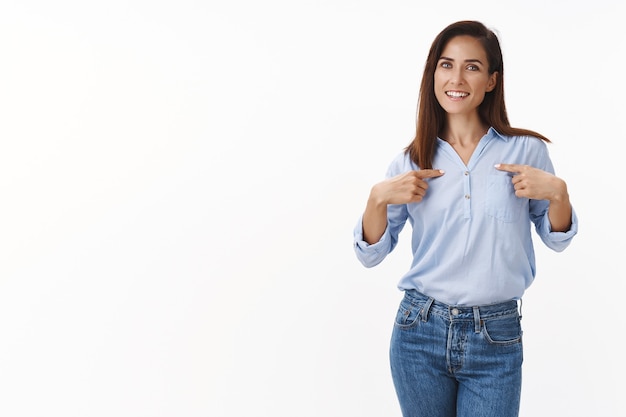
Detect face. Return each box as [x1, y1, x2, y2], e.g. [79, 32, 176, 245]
[434, 35, 497, 116]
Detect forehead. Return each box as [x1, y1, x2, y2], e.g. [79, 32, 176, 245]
[440, 35, 488, 61]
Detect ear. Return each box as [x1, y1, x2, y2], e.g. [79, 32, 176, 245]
[486, 71, 498, 92]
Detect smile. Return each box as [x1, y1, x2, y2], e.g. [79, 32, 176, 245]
[446, 91, 469, 98]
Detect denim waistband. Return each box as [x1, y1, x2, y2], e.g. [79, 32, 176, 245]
[404, 289, 520, 323]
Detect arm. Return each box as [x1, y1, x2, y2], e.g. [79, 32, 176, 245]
[545, 179, 572, 232]
[362, 169, 445, 244]
[495, 163, 572, 232]
[353, 168, 445, 267]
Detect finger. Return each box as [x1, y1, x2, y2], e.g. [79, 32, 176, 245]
[416, 169, 445, 179]
[511, 175, 523, 185]
[409, 194, 424, 203]
[413, 186, 426, 197]
[494, 163, 524, 173]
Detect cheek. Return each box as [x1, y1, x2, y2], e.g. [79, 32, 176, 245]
[478, 76, 495, 92]
[433, 71, 444, 88]
[433, 83, 446, 105]
[433, 73, 446, 97]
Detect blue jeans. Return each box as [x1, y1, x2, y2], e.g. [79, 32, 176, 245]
[390, 290, 523, 417]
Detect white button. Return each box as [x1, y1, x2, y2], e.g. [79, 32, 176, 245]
[464, 171, 469, 176]
[451, 308, 459, 316]
[464, 194, 470, 199]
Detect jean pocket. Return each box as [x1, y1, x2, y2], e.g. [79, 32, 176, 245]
[482, 314, 522, 345]
[394, 299, 421, 329]
[486, 174, 524, 223]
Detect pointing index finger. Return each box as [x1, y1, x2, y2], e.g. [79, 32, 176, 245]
[494, 163, 523, 173]
[417, 169, 445, 179]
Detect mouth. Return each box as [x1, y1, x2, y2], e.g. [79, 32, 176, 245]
[446, 91, 469, 98]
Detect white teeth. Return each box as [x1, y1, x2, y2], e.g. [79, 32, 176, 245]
[446, 91, 468, 98]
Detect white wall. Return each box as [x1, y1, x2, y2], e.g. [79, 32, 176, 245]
[0, 1, 622, 416]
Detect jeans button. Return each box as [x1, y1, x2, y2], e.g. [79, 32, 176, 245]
[451, 308, 459, 316]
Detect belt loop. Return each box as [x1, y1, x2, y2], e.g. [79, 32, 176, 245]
[473, 306, 481, 333]
[421, 297, 434, 322]
[519, 298, 523, 320]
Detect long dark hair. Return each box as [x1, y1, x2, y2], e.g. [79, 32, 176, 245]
[405, 20, 550, 169]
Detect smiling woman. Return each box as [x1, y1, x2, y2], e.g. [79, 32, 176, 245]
[3, 1, 620, 415]
[435, 36, 497, 120]
[353, 20, 578, 417]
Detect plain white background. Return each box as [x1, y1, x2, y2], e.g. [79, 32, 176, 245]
[0, 1, 623, 416]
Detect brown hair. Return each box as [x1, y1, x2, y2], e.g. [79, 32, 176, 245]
[405, 20, 550, 169]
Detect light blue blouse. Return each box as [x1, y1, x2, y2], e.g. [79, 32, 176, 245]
[353, 128, 578, 306]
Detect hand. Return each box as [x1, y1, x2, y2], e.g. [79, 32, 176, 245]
[495, 163, 568, 202]
[370, 169, 445, 205]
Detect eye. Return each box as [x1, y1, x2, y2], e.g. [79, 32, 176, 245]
[466, 64, 479, 71]
[440, 61, 452, 69]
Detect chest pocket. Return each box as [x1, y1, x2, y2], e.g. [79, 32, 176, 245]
[486, 174, 525, 223]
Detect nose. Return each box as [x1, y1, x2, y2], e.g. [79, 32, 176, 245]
[450, 67, 465, 85]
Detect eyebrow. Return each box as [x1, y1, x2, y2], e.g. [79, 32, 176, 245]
[439, 56, 485, 65]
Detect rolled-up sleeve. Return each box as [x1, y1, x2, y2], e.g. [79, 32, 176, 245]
[530, 144, 579, 252]
[353, 214, 394, 267]
[535, 206, 579, 252]
[353, 199, 409, 267]
[353, 151, 415, 268]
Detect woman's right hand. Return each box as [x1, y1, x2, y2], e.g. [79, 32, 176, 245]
[369, 169, 445, 205]
[362, 169, 444, 244]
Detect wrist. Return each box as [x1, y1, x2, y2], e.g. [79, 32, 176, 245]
[549, 179, 569, 204]
[368, 184, 389, 207]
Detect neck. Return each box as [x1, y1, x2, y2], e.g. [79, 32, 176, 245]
[441, 114, 489, 146]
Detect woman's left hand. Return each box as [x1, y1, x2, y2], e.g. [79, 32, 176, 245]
[495, 163, 568, 203]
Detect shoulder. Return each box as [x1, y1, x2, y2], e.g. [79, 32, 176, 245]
[386, 150, 419, 176]
[495, 132, 552, 168]
[495, 131, 549, 152]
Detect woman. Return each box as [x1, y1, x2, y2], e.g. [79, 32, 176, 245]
[353, 21, 578, 417]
